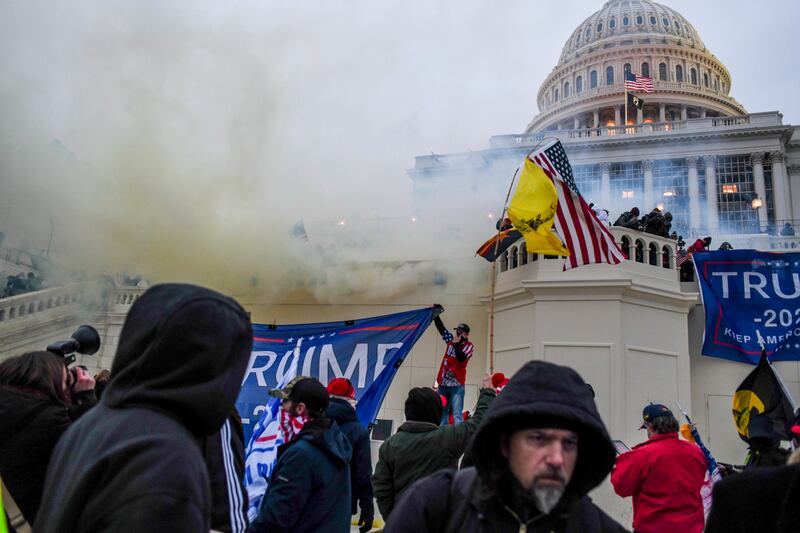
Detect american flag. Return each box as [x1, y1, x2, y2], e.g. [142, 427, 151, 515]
[625, 71, 654, 93]
[529, 140, 626, 270]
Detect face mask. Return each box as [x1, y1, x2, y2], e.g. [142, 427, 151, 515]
[279, 407, 308, 443]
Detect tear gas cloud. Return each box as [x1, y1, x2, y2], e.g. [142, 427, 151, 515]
[0, 1, 797, 299]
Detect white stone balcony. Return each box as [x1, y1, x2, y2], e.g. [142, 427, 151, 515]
[487, 112, 781, 150]
[493, 227, 693, 302]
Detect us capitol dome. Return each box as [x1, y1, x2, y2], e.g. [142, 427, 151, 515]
[529, 0, 746, 132]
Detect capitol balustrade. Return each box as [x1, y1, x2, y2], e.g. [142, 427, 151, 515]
[0, 283, 87, 327]
[538, 79, 741, 115]
[497, 227, 678, 277]
[488, 112, 780, 149]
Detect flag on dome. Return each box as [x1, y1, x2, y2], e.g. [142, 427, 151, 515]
[529, 140, 626, 270]
[625, 71, 654, 93]
[628, 92, 644, 110]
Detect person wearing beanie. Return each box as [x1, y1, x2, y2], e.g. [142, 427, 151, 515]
[250, 377, 353, 533]
[384, 361, 625, 533]
[373, 375, 496, 521]
[432, 304, 475, 425]
[325, 378, 374, 533]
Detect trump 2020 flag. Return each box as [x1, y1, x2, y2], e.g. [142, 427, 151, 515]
[238, 307, 434, 520]
[693, 250, 800, 363]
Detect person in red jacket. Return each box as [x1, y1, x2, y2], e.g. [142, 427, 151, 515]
[432, 304, 474, 425]
[611, 403, 708, 533]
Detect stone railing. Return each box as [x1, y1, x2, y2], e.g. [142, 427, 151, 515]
[498, 226, 678, 273]
[0, 283, 87, 326]
[106, 287, 145, 313]
[488, 112, 781, 150]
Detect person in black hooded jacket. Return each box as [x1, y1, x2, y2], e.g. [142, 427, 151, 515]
[34, 283, 253, 533]
[384, 360, 626, 533]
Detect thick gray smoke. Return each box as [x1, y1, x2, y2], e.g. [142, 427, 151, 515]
[0, 1, 796, 298]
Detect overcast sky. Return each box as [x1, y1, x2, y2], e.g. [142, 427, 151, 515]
[1, 0, 797, 289]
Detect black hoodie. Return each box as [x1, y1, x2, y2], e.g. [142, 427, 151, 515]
[35, 284, 253, 533]
[385, 360, 624, 533]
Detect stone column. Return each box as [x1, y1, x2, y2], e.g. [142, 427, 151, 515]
[704, 155, 719, 234]
[643, 159, 654, 210]
[593, 110, 599, 128]
[637, 107, 643, 124]
[771, 150, 791, 222]
[614, 106, 621, 126]
[700, 108, 707, 118]
[600, 162, 611, 208]
[751, 152, 769, 230]
[574, 117, 580, 130]
[687, 156, 700, 232]
[681, 105, 688, 121]
[659, 103, 666, 123]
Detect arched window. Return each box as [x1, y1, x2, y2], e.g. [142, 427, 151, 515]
[649, 243, 658, 266]
[586, 26, 591, 38]
[703, 73, 709, 87]
[624, 63, 632, 77]
[659, 62, 667, 80]
[575, 30, 582, 45]
[621, 236, 631, 259]
[597, 22, 603, 33]
[564, 81, 570, 97]
[714, 77, 718, 90]
[662, 17, 669, 26]
[623, 16, 630, 26]
[636, 15, 643, 25]
[555, 88, 559, 101]
[576, 75, 583, 93]
[650, 15, 657, 25]
[609, 18, 616, 29]
[676, 64, 683, 82]
[641, 62, 650, 78]
[691, 68, 698, 85]
[606, 66, 614, 85]
[590, 70, 598, 88]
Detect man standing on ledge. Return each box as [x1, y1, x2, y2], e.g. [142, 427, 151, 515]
[433, 304, 474, 425]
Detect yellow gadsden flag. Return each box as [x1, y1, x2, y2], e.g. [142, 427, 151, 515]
[506, 158, 569, 256]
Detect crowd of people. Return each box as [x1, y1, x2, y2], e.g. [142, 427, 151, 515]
[2, 283, 800, 532]
[2, 272, 45, 298]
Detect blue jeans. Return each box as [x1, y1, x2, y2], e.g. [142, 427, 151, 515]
[439, 385, 464, 425]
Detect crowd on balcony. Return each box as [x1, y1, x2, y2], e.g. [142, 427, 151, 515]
[1, 272, 46, 299]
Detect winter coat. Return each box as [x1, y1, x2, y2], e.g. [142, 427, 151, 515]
[611, 433, 707, 533]
[35, 283, 254, 533]
[705, 463, 800, 533]
[326, 397, 374, 519]
[249, 417, 353, 533]
[0, 387, 95, 524]
[373, 387, 496, 519]
[384, 360, 624, 533]
[614, 211, 640, 229]
[384, 468, 625, 533]
[202, 411, 249, 532]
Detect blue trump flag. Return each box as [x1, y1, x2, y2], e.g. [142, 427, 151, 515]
[237, 307, 434, 519]
[694, 250, 800, 364]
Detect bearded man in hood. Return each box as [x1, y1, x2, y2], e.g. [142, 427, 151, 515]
[385, 360, 626, 533]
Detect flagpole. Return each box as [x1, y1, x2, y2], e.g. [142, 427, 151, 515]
[488, 166, 520, 374]
[487, 138, 557, 375]
[624, 84, 628, 131]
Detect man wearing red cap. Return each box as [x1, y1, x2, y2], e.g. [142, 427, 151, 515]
[325, 377, 374, 533]
[432, 304, 474, 425]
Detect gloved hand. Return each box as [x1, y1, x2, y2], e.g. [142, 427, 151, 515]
[358, 512, 374, 533]
[432, 303, 444, 317]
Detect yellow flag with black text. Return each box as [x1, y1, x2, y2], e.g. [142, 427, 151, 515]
[507, 158, 569, 256]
